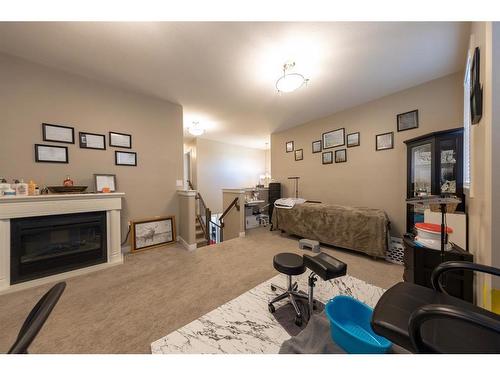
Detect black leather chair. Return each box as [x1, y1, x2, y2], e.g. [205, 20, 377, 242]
[8, 282, 66, 354]
[371, 262, 500, 353]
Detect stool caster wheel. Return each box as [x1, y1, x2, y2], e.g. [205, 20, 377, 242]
[294, 316, 303, 326]
[270, 285, 276, 292]
[268, 304, 275, 313]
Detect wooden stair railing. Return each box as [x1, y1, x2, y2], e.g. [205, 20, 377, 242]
[186, 180, 239, 244]
[187, 180, 213, 245]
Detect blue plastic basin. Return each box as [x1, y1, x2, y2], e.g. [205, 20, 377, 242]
[325, 295, 392, 354]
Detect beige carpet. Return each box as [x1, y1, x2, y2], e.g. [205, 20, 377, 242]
[0, 228, 403, 353]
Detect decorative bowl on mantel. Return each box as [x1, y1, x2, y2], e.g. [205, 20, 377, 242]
[47, 186, 88, 194]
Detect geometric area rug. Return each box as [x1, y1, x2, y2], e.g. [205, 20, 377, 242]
[151, 273, 385, 354]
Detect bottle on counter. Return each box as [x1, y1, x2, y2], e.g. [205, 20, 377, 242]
[0, 178, 10, 196]
[63, 176, 74, 187]
[11, 179, 19, 192]
[28, 180, 36, 196]
[3, 187, 16, 196]
[34, 184, 40, 195]
[16, 179, 28, 196]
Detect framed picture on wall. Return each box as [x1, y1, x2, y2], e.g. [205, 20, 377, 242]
[131, 216, 176, 252]
[312, 140, 322, 153]
[109, 132, 132, 148]
[294, 149, 303, 161]
[322, 128, 345, 149]
[335, 149, 347, 163]
[397, 110, 419, 132]
[35, 144, 69, 163]
[94, 174, 117, 193]
[286, 141, 294, 153]
[79, 132, 106, 150]
[376, 132, 394, 151]
[42, 123, 75, 144]
[322, 151, 333, 164]
[347, 132, 360, 147]
[115, 151, 137, 166]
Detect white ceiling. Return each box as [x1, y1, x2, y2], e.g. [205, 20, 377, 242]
[0, 22, 470, 149]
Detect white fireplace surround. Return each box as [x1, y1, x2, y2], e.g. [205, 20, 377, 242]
[0, 193, 124, 294]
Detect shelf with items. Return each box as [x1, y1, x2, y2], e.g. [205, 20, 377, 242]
[404, 128, 464, 233]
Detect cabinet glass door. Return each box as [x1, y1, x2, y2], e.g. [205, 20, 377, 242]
[410, 143, 432, 197]
[439, 139, 458, 194]
[408, 142, 433, 231]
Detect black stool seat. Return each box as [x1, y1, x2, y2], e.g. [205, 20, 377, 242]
[273, 253, 306, 275]
[303, 253, 347, 280]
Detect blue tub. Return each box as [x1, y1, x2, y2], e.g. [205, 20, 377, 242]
[325, 295, 392, 354]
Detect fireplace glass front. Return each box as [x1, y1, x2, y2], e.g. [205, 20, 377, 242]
[10, 211, 107, 284]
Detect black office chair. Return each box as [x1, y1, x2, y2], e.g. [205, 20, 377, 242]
[371, 262, 500, 353]
[7, 282, 66, 354]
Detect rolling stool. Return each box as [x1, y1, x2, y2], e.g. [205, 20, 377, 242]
[269, 253, 309, 326]
[303, 253, 347, 316]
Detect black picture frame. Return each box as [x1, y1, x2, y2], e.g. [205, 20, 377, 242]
[312, 140, 322, 153]
[115, 151, 137, 166]
[109, 132, 132, 149]
[286, 141, 294, 153]
[347, 132, 360, 148]
[42, 123, 75, 144]
[335, 149, 347, 163]
[376, 132, 394, 151]
[94, 174, 117, 193]
[322, 128, 345, 149]
[470, 47, 483, 125]
[79, 132, 106, 150]
[294, 149, 303, 161]
[34, 144, 69, 164]
[397, 110, 419, 132]
[322, 151, 333, 164]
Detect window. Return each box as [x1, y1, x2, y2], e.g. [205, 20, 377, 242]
[463, 44, 473, 191]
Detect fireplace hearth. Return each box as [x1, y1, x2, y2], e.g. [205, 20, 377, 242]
[10, 211, 107, 284]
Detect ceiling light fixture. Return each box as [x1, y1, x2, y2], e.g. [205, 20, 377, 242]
[188, 121, 204, 136]
[275, 62, 309, 93]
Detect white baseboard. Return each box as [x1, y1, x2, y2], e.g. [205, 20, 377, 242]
[178, 236, 197, 251]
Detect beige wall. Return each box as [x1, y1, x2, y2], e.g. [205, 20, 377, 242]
[0, 53, 183, 240]
[271, 72, 464, 236]
[467, 22, 500, 308]
[194, 138, 266, 213]
[177, 192, 196, 247]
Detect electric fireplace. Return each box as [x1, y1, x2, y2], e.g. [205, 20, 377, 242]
[10, 211, 107, 284]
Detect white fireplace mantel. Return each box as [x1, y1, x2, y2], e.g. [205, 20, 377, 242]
[0, 192, 125, 294]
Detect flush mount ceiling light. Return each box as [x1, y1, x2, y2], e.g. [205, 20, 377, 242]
[276, 62, 309, 93]
[188, 121, 204, 136]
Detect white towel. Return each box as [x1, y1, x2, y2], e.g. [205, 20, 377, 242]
[274, 198, 306, 209]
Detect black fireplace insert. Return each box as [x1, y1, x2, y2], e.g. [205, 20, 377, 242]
[10, 211, 107, 284]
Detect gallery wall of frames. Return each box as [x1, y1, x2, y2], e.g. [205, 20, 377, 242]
[36, 123, 137, 166]
[285, 109, 419, 164]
